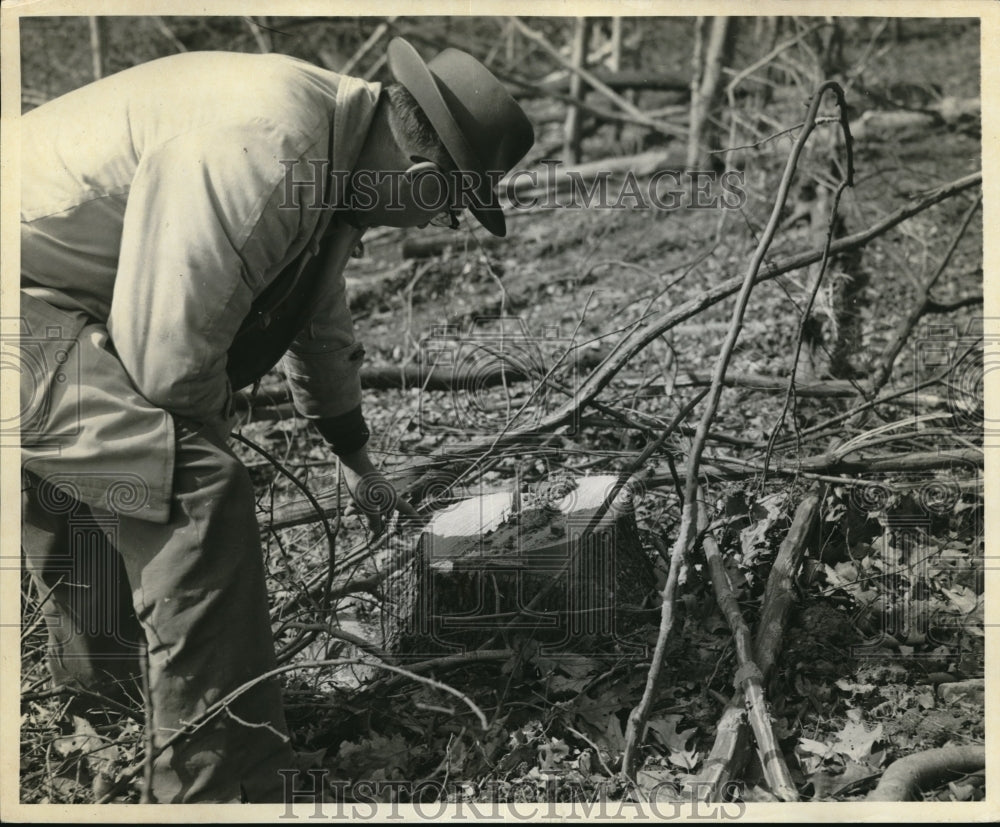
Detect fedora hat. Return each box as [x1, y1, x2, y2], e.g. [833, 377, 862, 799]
[387, 37, 534, 237]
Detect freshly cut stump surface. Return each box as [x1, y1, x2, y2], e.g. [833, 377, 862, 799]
[384, 475, 656, 658]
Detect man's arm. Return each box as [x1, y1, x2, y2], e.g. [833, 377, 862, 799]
[108, 123, 314, 436]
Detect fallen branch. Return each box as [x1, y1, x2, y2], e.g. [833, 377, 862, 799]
[692, 487, 823, 799]
[401, 233, 503, 260]
[867, 745, 985, 801]
[438, 170, 983, 475]
[697, 496, 798, 801]
[234, 351, 607, 411]
[241, 170, 980, 490]
[233, 432, 340, 614]
[685, 447, 982, 481]
[521, 68, 690, 97]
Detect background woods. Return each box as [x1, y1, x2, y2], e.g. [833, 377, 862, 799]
[18, 15, 985, 806]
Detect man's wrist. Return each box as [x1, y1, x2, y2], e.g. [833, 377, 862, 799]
[314, 405, 370, 456]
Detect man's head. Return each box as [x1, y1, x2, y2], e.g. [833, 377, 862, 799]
[384, 82, 453, 172]
[349, 38, 534, 237]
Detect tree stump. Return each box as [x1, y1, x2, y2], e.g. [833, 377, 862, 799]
[383, 475, 656, 659]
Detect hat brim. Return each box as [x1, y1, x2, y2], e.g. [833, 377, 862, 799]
[387, 37, 506, 237]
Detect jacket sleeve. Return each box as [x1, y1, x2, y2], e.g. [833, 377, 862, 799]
[281, 222, 367, 421]
[108, 122, 318, 433]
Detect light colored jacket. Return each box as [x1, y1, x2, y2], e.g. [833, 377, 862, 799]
[21, 51, 379, 521]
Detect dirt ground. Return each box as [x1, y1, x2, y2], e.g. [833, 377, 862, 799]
[17, 15, 985, 806]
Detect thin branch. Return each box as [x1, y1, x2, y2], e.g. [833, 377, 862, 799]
[693, 488, 823, 799]
[340, 18, 397, 75]
[150, 17, 187, 53]
[869, 193, 982, 394]
[509, 16, 686, 139]
[232, 431, 340, 611]
[762, 176, 852, 482]
[139, 643, 154, 803]
[243, 16, 271, 53]
[924, 294, 982, 314]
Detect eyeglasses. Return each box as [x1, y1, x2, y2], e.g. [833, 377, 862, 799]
[429, 208, 460, 231]
[410, 155, 461, 231]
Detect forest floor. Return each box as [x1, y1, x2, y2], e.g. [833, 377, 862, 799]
[18, 16, 985, 807]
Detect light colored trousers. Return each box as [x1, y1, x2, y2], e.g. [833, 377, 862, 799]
[21, 300, 295, 803]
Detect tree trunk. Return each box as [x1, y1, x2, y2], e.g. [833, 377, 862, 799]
[382, 475, 656, 658]
[564, 18, 592, 164]
[88, 17, 106, 81]
[686, 16, 735, 169]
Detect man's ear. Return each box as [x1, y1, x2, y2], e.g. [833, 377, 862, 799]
[404, 159, 443, 181]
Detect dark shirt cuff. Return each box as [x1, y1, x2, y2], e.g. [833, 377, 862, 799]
[314, 405, 370, 456]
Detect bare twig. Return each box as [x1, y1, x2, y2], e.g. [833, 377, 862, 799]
[139, 643, 154, 803]
[563, 18, 591, 164]
[243, 16, 271, 53]
[340, 18, 397, 75]
[232, 431, 340, 612]
[762, 176, 852, 482]
[869, 193, 982, 394]
[20, 684, 140, 721]
[150, 17, 187, 53]
[88, 17, 105, 80]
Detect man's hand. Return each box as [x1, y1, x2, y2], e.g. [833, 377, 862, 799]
[338, 446, 421, 536]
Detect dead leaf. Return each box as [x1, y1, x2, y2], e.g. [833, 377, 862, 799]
[537, 738, 570, 770]
[646, 715, 696, 753]
[601, 713, 627, 753]
[797, 737, 834, 759]
[809, 759, 875, 799]
[667, 747, 699, 770]
[831, 720, 883, 764]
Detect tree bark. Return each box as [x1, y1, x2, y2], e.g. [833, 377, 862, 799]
[564, 18, 592, 164]
[687, 17, 734, 168]
[88, 17, 106, 81]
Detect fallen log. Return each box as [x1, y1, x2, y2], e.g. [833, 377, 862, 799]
[401, 234, 503, 260]
[499, 149, 678, 202]
[263, 444, 980, 535]
[233, 368, 944, 423]
[867, 745, 985, 801]
[233, 349, 607, 416]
